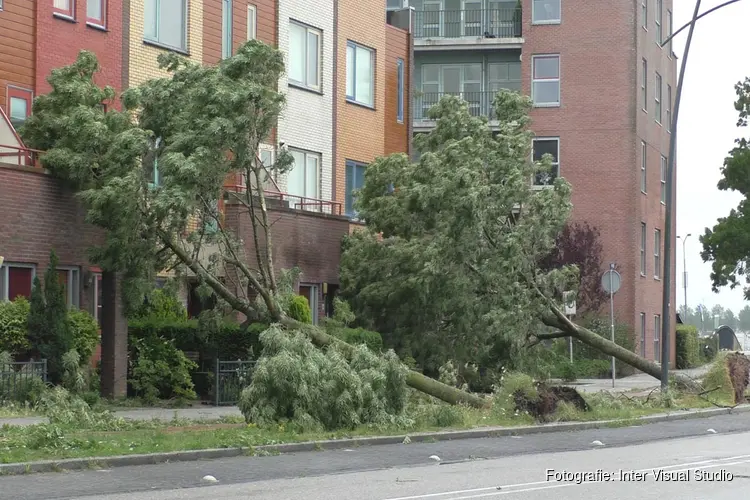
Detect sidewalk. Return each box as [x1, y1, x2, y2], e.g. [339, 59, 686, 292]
[555, 365, 711, 394]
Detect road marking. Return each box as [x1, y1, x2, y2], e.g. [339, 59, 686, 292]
[382, 454, 750, 500]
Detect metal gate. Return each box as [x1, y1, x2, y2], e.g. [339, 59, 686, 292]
[214, 360, 255, 406]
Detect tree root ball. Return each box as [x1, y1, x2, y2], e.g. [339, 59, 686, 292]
[512, 382, 590, 422]
[725, 352, 750, 404]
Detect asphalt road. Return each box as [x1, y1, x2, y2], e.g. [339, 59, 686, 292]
[3, 411, 750, 500]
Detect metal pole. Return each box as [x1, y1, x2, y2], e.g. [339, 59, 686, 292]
[569, 334, 573, 363]
[610, 269, 615, 388]
[682, 235, 690, 319]
[660, 0, 702, 392]
[215, 358, 220, 407]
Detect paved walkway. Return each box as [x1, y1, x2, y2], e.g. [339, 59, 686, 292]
[555, 365, 712, 393]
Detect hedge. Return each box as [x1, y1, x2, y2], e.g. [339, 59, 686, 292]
[676, 324, 701, 369]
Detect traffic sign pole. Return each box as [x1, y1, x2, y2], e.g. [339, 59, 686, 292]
[601, 265, 622, 389]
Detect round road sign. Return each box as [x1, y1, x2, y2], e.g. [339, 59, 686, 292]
[601, 269, 621, 294]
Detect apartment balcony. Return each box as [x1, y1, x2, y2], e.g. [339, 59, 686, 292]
[414, 91, 506, 131]
[413, 7, 523, 51]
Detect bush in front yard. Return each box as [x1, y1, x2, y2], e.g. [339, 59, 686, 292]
[0, 298, 31, 355]
[129, 336, 198, 403]
[676, 324, 702, 369]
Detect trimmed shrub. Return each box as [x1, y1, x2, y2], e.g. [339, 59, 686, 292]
[68, 309, 100, 365]
[287, 295, 312, 324]
[0, 297, 31, 355]
[129, 336, 198, 403]
[675, 324, 701, 369]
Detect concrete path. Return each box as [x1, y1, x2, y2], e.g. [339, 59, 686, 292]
[556, 365, 712, 394]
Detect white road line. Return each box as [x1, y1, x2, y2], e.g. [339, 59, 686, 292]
[381, 454, 750, 500]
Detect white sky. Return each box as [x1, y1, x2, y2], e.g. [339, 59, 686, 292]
[674, 0, 749, 313]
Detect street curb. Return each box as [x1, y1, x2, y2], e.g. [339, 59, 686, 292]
[2, 405, 749, 475]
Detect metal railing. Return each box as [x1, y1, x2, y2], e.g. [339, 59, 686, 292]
[414, 7, 522, 39]
[214, 359, 255, 406]
[226, 185, 343, 216]
[0, 360, 48, 402]
[415, 91, 512, 121]
[0, 144, 43, 168]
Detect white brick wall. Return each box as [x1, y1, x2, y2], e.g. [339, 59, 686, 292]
[276, 0, 335, 203]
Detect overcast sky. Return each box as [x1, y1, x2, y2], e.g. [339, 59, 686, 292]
[674, 0, 749, 314]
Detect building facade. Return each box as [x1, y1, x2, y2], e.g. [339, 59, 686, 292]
[404, 0, 678, 365]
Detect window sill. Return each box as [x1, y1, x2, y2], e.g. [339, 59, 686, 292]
[346, 99, 375, 111]
[640, 273, 646, 278]
[288, 81, 323, 96]
[642, 108, 647, 113]
[53, 12, 76, 23]
[397, 119, 404, 125]
[531, 184, 553, 190]
[532, 102, 560, 108]
[532, 20, 561, 26]
[86, 22, 108, 32]
[655, 120, 662, 126]
[660, 201, 666, 206]
[654, 277, 661, 281]
[143, 39, 190, 56]
[641, 190, 647, 195]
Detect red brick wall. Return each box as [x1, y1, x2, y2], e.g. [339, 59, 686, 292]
[35, 0, 123, 96]
[384, 25, 410, 156]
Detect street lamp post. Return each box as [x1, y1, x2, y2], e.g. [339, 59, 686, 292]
[677, 233, 692, 318]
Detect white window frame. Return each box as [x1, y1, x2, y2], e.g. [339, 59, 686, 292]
[655, 0, 662, 45]
[660, 155, 667, 205]
[222, 0, 233, 59]
[57, 266, 81, 309]
[640, 222, 647, 276]
[53, 0, 75, 18]
[346, 41, 375, 108]
[666, 84, 672, 132]
[654, 229, 661, 280]
[299, 283, 319, 325]
[288, 21, 322, 91]
[396, 58, 405, 123]
[531, 137, 560, 188]
[640, 313, 647, 357]
[144, 0, 188, 52]
[641, 140, 647, 193]
[654, 314, 661, 362]
[287, 148, 321, 206]
[531, 0, 561, 25]
[641, 59, 648, 112]
[244, 143, 276, 191]
[0, 263, 36, 302]
[667, 9, 673, 56]
[654, 72, 662, 124]
[531, 54, 560, 108]
[247, 4, 257, 40]
[92, 272, 103, 326]
[86, 0, 106, 27]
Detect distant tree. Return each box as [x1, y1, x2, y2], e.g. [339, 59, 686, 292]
[722, 309, 738, 330]
[739, 306, 750, 331]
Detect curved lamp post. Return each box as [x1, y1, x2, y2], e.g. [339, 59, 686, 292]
[677, 233, 692, 317]
[659, 0, 744, 391]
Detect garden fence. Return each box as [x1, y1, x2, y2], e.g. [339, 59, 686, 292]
[214, 360, 255, 406]
[0, 360, 48, 402]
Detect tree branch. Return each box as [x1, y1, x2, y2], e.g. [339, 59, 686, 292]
[526, 330, 570, 348]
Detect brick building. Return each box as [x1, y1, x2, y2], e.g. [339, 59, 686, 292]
[403, 0, 678, 366]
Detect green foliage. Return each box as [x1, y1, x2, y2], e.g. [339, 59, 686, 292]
[492, 371, 537, 418]
[239, 325, 409, 431]
[0, 297, 31, 355]
[332, 297, 356, 327]
[67, 309, 100, 365]
[286, 295, 312, 324]
[558, 361, 577, 382]
[27, 251, 75, 384]
[702, 353, 734, 403]
[61, 349, 87, 394]
[675, 324, 702, 369]
[0, 352, 48, 404]
[129, 336, 198, 403]
[329, 327, 383, 352]
[133, 286, 188, 321]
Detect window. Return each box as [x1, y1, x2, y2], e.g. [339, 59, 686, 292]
[532, 55, 560, 107]
[244, 144, 275, 191]
[92, 273, 103, 327]
[532, 0, 560, 24]
[86, 0, 105, 26]
[53, 0, 74, 17]
[247, 5, 257, 40]
[57, 267, 81, 309]
[654, 228, 661, 279]
[144, 0, 187, 52]
[386, 0, 404, 10]
[641, 0, 647, 29]
[289, 21, 321, 90]
[0, 263, 35, 301]
[666, 84, 672, 132]
[532, 138, 559, 186]
[640, 141, 647, 193]
[654, 315, 661, 362]
[641, 59, 647, 111]
[7, 87, 33, 131]
[640, 222, 647, 275]
[396, 58, 404, 123]
[655, 0, 662, 44]
[654, 72, 662, 124]
[144, 137, 162, 187]
[346, 42, 375, 107]
[419, 63, 483, 119]
[288, 149, 320, 204]
[345, 160, 367, 217]
[667, 9, 673, 54]
[660, 155, 667, 204]
[298, 284, 319, 325]
[0, 0, 3, 10]
[222, 0, 233, 59]
[640, 313, 646, 357]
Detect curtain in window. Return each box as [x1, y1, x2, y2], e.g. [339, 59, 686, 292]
[8, 268, 33, 301]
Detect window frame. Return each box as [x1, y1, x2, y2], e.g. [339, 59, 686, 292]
[640, 312, 647, 357]
[667, 9, 673, 56]
[531, 0, 561, 25]
[641, 140, 647, 194]
[346, 41, 376, 108]
[640, 222, 647, 276]
[92, 272, 103, 327]
[53, 0, 75, 18]
[0, 263, 36, 302]
[7, 86, 34, 131]
[57, 266, 81, 309]
[345, 159, 367, 218]
[0, 0, 3, 11]
[143, 0, 188, 53]
[655, 0, 662, 45]
[531, 137, 560, 187]
[396, 58, 405, 123]
[222, 0, 233, 59]
[666, 84, 672, 132]
[654, 72, 662, 124]
[654, 314, 661, 362]
[287, 147, 321, 203]
[641, 59, 648, 112]
[660, 155, 667, 205]
[641, 0, 647, 30]
[144, 137, 162, 188]
[288, 20, 322, 91]
[654, 228, 661, 280]
[298, 284, 320, 325]
[247, 4, 257, 40]
[86, 0, 106, 27]
[531, 54, 560, 108]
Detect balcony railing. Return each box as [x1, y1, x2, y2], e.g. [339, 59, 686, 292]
[413, 8, 522, 40]
[415, 91, 507, 121]
[226, 185, 343, 216]
[0, 144, 43, 168]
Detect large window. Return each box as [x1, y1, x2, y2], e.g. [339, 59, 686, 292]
[654, 315, 661, 362]
[654, 228, 661, 280]
[641, 140, 647, 193]
[655, 0, 662, 44]
[640, 313, 646, 357]
[640, 222, 647, 275]
[419, 63, 483, 119]
[660, 155, 667, 204]
[222, 0, 233, 59]
[53, 0, 74, 17]
[654, 72, 662, 124]
[531, 55, 560, 107]
[289, 21, 321, 90]
[532, 0, 561, 24]
[346, 42, 375, 107]
[288, 149, 320, 205]
[641, 59, 648, 111]
[7, 87, 33, 131]
[345, 160, 367, 218]
[667, 9, 673, 54]
[87, 0, 105, 26]
[666, 84, 672, 132]
[532, 138, 559, 186]
[396, 58, 404, 123]
[144, 137, 162, 187]
[0, 263, 35, 302]
[247, 5, 257, 40]
[57, 267, 81, 309]
[144, 0, 187, 52]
